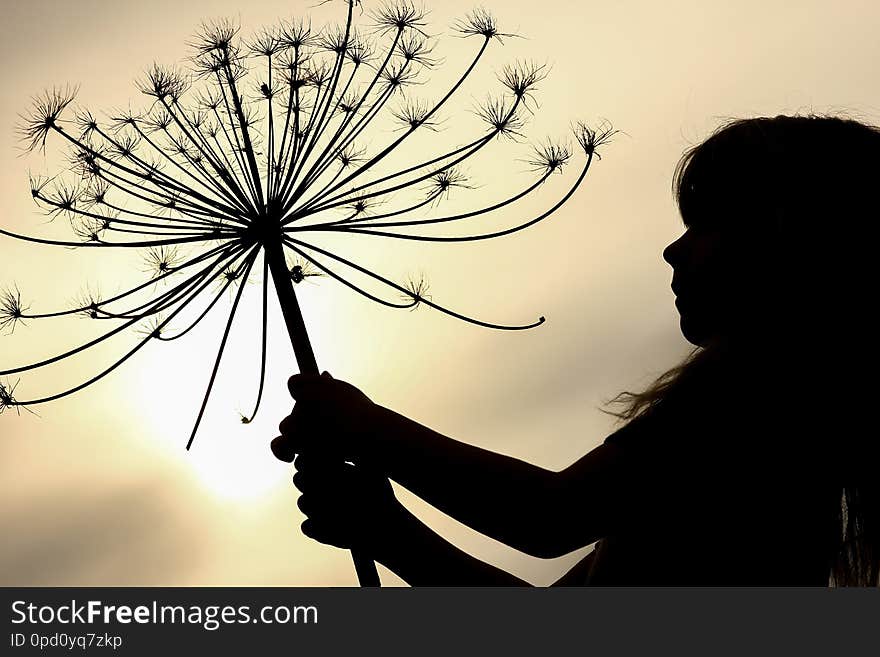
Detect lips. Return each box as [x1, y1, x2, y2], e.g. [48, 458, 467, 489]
[673, 289, 693, 311]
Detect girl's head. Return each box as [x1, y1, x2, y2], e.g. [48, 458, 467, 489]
[663, 115, 880, 350]
[611, 114, 880, 586]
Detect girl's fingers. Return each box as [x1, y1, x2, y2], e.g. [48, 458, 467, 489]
[288, 371, 336, 398]
[270, 435, 294, 462]
[296, 494, 309, 515]
[300, 518, 317, 539]
[292, 460, 356, 493]
[301, 518, 347, 549]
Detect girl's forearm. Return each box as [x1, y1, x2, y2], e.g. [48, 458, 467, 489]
[368, 405, 565, 557]
[374, 504, 531, 586]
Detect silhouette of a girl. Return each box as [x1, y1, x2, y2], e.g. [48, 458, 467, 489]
[272, 115, 879, 585]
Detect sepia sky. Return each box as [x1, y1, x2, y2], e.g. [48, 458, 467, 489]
[1, 0, 879, 586]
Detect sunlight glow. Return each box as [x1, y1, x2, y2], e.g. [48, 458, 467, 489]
[129, 284, 299, 503]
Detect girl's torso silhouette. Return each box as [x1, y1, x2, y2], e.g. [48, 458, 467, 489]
[584, 352, 840, 585]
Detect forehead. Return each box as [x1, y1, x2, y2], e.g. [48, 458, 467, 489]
[677, 149, 765, 229]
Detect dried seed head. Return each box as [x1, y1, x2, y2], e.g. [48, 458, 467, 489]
[137, 64, 190, 101]
[279, 18, 314, 49]
[380, 63, 421, 92]
[74, 109, 100, 138]
[305, 60, 334, 87]
[3, 1, 593, 441]
[526, 141, 572, 175]
[427, 167, 471, 199]
[112, 133, 142, 159]
[397, 34, 437, 68]
[193, 48, 248, 84]
[73, 288, 104, 319]
[137, 316, 165, 340]
[221, 267, 244, 284]
[337, 144, 367, 168]
[346, 35, 374, 66]
[17, 85, 79, 153]
[107, 107, 141, 133]
[500, 61, 548, 110]
[153, 190, 185, 217]
[318, 27, 351, 56]
[0, 379, 20, 415]
[45, 180, 82, 218]
[72, 218, 105, 243]
[279, 66, 312, 92]
[191, 52, 225, 79]
[190, 18, 241, 57]
[336, 92, 361, 116]
[143, 110, 173, 133]
[139, 155, 165, 182]
[189, 110, 208, 130]
[454, 8, 513, 42]
[391, 99, 439, 131]
[194, 90, 222, 112]
[276, 50, 307, 85]
[348, 197, 371, 216]
[69, 143, 106, 179]
[247, 27, 284, 57]
[97, 209, 118, 232]
[28, 172, 53, 200]
[166, 132, 195, 161]
[0, 287, 28, 334]
[574, 119, 618, 159]
[475, 97, 525, 140]
[80, 181, 110, 208]
[401, 273, 430, 309]
[143, 246, 183, 277]
[371, 1, 429, 37]
[202, 121, 221, 140]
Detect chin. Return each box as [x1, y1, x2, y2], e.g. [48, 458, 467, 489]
[679, 315, 711, 347]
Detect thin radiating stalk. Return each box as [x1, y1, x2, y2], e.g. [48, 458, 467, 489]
[11, 246, 251, 405]
[186, 246, 260, 449]
[304, 150, 594, 242]
[241, 254, 269, 423]
[284, 236, 544, 330]
[296, 35, 494, 214]
[284, 240, 417, 309]
[2, 245, 244, 376]
[18, 242, 234, 320]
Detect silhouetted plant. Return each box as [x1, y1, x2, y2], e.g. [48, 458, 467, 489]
[2, 0, 614, 585]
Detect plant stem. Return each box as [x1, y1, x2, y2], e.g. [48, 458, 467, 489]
[264, 238, 381, 587]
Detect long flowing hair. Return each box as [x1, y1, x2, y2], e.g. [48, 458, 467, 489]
[607, 114, 880, 586]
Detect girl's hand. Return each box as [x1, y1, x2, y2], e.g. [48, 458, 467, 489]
[272, 372, 380, 465]
[292, 454, 404, 551]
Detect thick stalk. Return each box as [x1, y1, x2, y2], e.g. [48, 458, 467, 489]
[264, 238, 381, 587]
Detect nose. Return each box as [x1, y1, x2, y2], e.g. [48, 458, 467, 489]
[663, 232, 687, 267]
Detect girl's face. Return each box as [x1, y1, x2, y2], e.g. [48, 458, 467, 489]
[662, 215, 771, 347]
[663, 223, 728, 346]
[663, 187, 792, 347]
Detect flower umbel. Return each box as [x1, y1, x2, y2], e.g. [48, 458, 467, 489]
[3, 0, 612, 449]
